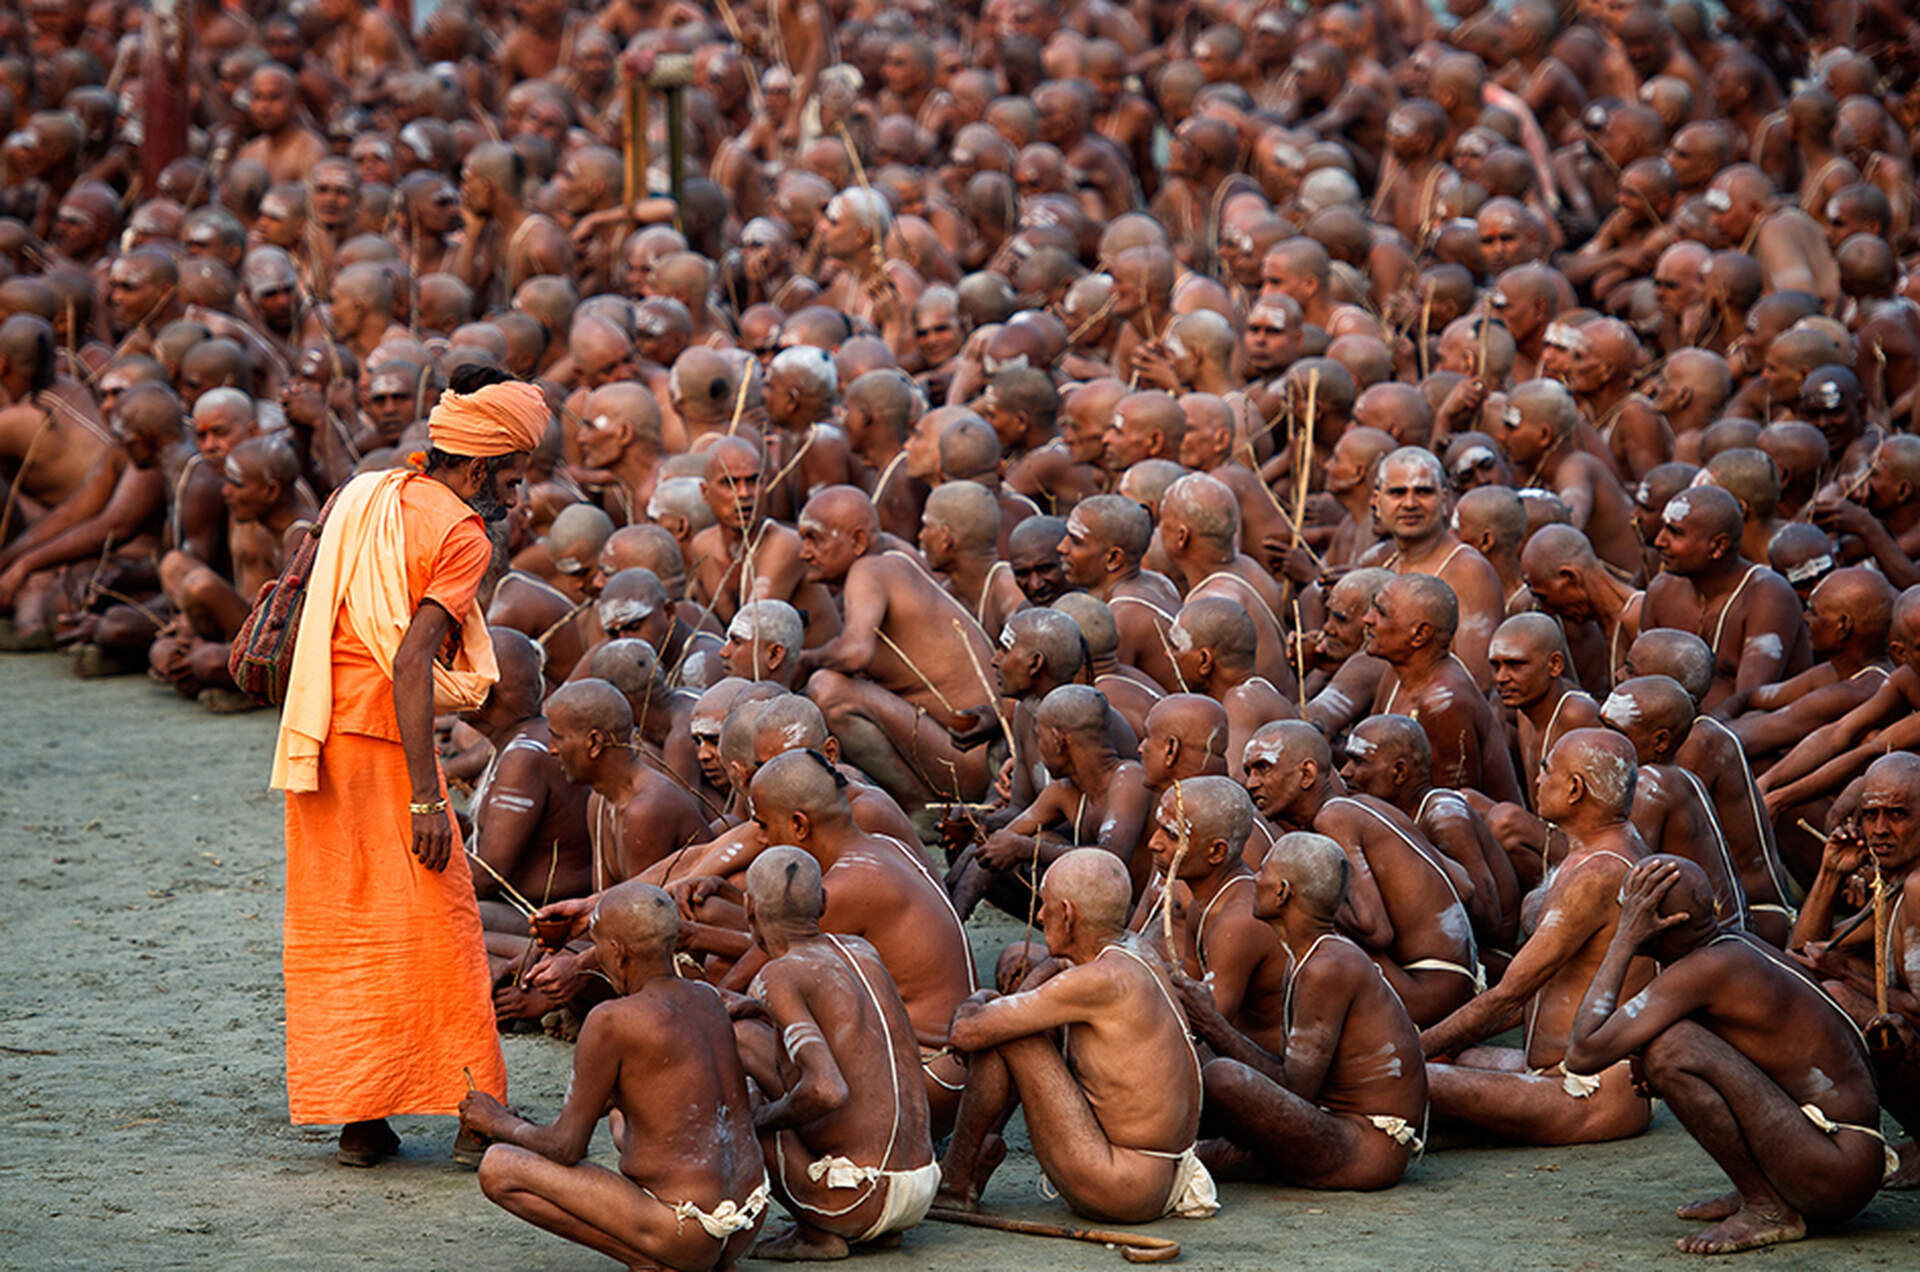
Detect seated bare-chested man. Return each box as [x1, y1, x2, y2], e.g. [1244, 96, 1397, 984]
[1365, 574, 1525, 806]
[1497, 379, 1644, 576]
[727, 752, 976, 1134]
[920, 481, 1027, 640]
[1168, 597, 1297, 783]
[1520, 522, 1648, 695]
[1644, 485, 1810, 717]
[1342, 714, 1521, 958]
[726, 847, 939, 1260]
[797, 485, 999, 810]
[1601, 676, 1753, 930]
[935, 849, 1220, 1224]
[461, 629, 593, 1018]
[1759, 586, 1920, 821]
[1158, 473, 1295, 695]
[1566, 856, 1889, 1254]
[546, 680, 713, 888]
[1422, 729, 1655, 1146]
[1174, 831, 1430, 1190]
[490, 504, 610, 688]
[149, 436, 317, 707]
[1491, 612, 1602, 798]
[1243, 720, 1480, 1027]
[459, 881, 769, 1272]
[1134, 777, 1290, 1052]
[950, 684, 1152, 919]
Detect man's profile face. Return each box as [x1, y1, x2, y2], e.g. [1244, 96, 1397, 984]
[51, 201, 100, 257]
[1488, 634, 1552, 708]
[1339, 730, 1397, 801]
[1100, 408, 1156, 473]
[1361, 591, 1414, 661]
[1056, 514, 1107, 587]
[797, 516, 858, 583]
[547, 712, 594, 784]
[221, 455, 275, 522]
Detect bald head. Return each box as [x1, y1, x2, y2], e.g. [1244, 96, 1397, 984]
[1156, 775, 1255, 863]
[1041, 848, 1133, 937]
[751, 694, 831, 763]
[1263, 832, 1348, 922]
[486, 625, 546, 713]
[587, 639, 663, 718]
[591, 879, 679, 955]
[549, 503, 615, 573]
[1624, 629, 1714, 704]
[1244, 717, 1332, 776]
[1171, 595, 1258, 669]
[1544, 727, 1640, 820]
[549, 677, 636, 740]
[751, 748, 853, 831]
[1051, 592, 1118, 661]
[744, 845, 824, 928]
[1036, 683, 1110, 740]
[799, 485, 880, 540]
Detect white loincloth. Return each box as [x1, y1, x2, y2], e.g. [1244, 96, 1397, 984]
[1137, 1145, 1220, 1219]
[648, 1175, 771, 1239]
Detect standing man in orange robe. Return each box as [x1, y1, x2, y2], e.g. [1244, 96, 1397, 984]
[270, 365, 548, 1167]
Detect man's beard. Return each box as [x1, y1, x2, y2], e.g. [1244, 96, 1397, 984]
[467, 482, 510, 523]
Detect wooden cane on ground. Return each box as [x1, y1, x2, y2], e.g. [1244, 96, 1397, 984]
[924, 1209, 1181, 1263]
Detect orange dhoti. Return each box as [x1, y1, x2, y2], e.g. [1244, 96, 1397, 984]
[283, 734, 507, 1122]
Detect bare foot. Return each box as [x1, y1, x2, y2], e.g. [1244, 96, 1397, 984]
[1675, 1191, 1741, 1221]
[751, 1224, 851, 1261]
[1885, 1140, 1920, 1190]
[1675, 1204, 1806, 1255]
[936, 1133, 1006, 1211]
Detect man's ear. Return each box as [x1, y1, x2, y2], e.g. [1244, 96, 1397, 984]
[765, 642, 787, 671]
[822, 736, 840, 764]
[1207, 835, 1231, 866]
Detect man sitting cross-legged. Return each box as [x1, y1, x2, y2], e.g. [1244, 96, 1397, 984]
[727, 847, 939, 1261]
[1565, 856, 1889, 1255]
[797, 485, 999, 811]
[459, 881, 769, 1272]
[1422, 729, 1656, 1145]
[1173, 831, 1429, 1190]
[935, 849, 1220, 1223]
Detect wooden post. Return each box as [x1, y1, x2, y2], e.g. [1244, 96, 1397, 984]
[623, 75, 647, 215]
[141, 0, 192, 195]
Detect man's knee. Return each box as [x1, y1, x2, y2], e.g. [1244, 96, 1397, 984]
[157, 550, 198, 598]
[1202, 1055, 1260, 1103]
[477, 1143, 526, 1202]
[804, 668, 852, 713]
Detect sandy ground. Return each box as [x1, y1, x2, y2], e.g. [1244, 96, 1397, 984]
[3, 650, 1920, 1271]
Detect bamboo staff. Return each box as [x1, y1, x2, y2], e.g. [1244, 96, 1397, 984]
[1294, 367, 1319, 552]
[925, 1209, 1180, 1263]
[1417, 283, 1434, 379]
[724, 365, 752, 435]
[1874, 865, 1891, 1016]
[1161, 779, 1191, 960]
[1292, 598, 1308, 712]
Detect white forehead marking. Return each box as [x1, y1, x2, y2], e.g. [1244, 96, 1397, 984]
[1244, 738, 1285, 766]
[599, 597, 651, 628]
[1662, 493, 1692, 526]
[999, 622, 1017, 650]
[1600, 690, 1639, 729]
[1345, 735, 1376, 758]
[1169, 622, 1195, 652]
[1786, 554, 1833, 584]
[727, 612, 756, 642]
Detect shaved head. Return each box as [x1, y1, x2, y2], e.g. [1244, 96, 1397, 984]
[1264, 832, 1348, 921]
[1624, 629, 1714, 704]
[591, 879, 679, 952]
[548, 677, 635, 740]
[744, 844, 825, 925]
[1042, 847, 1133, 935]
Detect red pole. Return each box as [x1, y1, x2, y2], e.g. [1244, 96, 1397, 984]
[141, 0, 192, 194]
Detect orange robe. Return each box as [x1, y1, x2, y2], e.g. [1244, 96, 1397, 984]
[282, 476, 507, 1123]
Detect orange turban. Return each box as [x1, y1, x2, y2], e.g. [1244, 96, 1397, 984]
[427, 381, 550, 458]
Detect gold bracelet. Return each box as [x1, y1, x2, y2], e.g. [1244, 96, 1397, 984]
[409, 798, 449, 816]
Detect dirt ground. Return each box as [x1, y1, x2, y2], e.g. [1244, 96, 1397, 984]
[3, 651, 1919, 1272]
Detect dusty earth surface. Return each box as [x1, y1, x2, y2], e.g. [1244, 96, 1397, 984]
[3, 650, 1920, 1271]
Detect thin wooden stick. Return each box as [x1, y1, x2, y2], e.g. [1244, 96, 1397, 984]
[952, 618, 1015, 747]
[724, 366, 752, 435]
[1294, 367, 1319, 549]
[462, 1065, 476, 1091]
[467, 848, 539, 917]
[925, 1208, 1181, 1263]
[1874, 865, 1891, 1016]
[878, 629, 958, 714]
[1417, 283, 1433, 380]
[1161, 779, 1191, 960]
[1292, 598, 1308, 712]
